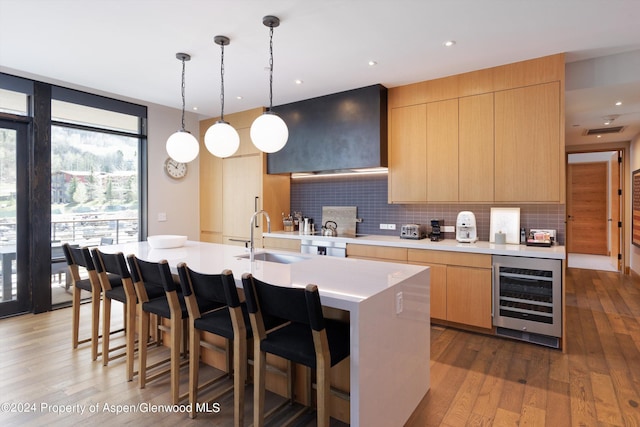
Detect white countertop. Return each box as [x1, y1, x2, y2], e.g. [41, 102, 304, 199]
[264, 231, 566, 260]
[100, 240, 428, 308]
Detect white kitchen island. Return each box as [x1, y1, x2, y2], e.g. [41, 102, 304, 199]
[101, 240, 430, 427]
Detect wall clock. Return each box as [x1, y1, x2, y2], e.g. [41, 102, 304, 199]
[164, 157, 187, 180]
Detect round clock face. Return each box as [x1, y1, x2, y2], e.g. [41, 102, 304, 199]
[164, 157, 187, 180]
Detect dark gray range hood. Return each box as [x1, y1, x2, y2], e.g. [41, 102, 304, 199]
[267, 84, 388, 174]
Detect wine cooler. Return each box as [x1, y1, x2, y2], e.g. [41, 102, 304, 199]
[493, 255, 562, 348]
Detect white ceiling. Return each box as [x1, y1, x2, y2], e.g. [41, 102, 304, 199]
[1, 0, 640, 147]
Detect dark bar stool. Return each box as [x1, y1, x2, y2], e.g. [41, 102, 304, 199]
[91, 248, 138, 380]
[177, 265, 250, 424]
[63, 244, 101, 361]
[127, 255, 189, 405]
[242, 273, 350, 427]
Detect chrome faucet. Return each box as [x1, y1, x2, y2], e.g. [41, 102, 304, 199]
[249, 210, 271, 262]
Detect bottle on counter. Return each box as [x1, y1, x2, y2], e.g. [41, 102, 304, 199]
[520, 227, 526, 244]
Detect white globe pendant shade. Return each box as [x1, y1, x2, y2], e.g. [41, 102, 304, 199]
[166, 130, 200, 163]
[250, 112, 289, 153]
[205, 121, 240, 158]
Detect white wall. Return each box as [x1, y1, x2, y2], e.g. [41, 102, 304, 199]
[146, 104, 201, 240]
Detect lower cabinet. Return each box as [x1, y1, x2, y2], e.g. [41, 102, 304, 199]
[408, 249, 492, 329]
[445, 266, 492, 329]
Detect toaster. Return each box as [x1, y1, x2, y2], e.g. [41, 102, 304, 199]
[400, 224, 428, 240]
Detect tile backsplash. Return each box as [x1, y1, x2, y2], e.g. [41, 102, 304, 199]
[290, 174, 566, 244]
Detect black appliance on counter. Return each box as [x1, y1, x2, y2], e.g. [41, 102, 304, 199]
[430, 219, 444, 241]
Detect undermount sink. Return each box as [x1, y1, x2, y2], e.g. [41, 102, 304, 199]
[236, 252, 308, 264]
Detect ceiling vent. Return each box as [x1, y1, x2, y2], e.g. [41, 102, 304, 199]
[583, 126, 625, 136]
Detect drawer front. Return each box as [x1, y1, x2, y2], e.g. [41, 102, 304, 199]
[346, 244, 408, 262]
[408, 249, 491, 268]
[263, 237, 301, 252]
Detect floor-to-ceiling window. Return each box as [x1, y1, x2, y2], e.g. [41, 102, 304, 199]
[0, 73, 148, 316]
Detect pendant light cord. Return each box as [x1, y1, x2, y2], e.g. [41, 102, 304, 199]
[220, 42, 226, 121]
[268, 25, 274, 111]
[180, 57, 187, 131]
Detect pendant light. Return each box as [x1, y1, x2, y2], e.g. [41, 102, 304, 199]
[250, 15, 289, 153]
[205, 36, 240, 158]
[166, 52, 200, 163]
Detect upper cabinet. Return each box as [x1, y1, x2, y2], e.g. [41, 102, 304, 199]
[494, 82, 561, 202]
[388, 54, 565, 204]
[389, 104, 426, 203]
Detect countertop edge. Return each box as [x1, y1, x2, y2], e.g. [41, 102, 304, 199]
[264, 231, 566, 260]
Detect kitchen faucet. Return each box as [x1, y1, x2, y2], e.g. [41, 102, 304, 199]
[249, 210, 271, 262]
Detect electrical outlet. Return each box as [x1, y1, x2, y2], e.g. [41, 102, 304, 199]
[396, 292, 403, 314]
[157, 212, 167, 222]
[388, 224, 396, 230]
[444, 225, 455, 233]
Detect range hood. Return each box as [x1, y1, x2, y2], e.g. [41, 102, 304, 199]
[267, 84, 388, 174]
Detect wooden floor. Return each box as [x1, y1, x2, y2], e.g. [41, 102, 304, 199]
[1, 267, 639, 426]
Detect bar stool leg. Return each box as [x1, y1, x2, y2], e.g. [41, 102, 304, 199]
[72, 284, 81, 349]
[138, 309, 149, 388]
[188, 323, 200, 419]
[125, 300, 136, 381]
[102, 297, 111, 366]
[90, 287, 100, 361]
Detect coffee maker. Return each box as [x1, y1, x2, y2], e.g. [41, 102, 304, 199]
[430, 219, 444, 241]
[456, 211, 478, 243]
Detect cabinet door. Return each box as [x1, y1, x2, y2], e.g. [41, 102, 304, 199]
[459, 93, 494, 202]
[426, 99, 458, 201]
[199, 149, 223, 238]
[222, 155, 261, 240]
[427, 263, 447, 321]
[446, 266, 492, 329]
[494, 82, 561, 202]
[388, 105, 427, 203]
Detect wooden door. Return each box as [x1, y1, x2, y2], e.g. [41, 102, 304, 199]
[446, 266, 492, 329]
[222, 154, 261, 242]
[494, 82, 561, 202]
[459, 93, 494, 202]
[609, 152, 621, 270]
[567, 162, 608, 255]
[426, 99, 458, 201]
[388, 105, 427, 203]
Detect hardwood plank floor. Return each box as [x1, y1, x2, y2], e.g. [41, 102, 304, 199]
[1, 267, 639, 426]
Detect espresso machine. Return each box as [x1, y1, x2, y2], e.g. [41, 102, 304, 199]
[456, 211, 478, 243]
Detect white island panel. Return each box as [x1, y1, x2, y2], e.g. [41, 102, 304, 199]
[100, 240, 430, 426]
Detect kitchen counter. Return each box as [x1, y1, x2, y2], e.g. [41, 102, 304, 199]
[100, 240, 430, 427]
[264, 231, 566, 260]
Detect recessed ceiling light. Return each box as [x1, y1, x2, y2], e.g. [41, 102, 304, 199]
[443, 40, 456, 47]
[604, 120, 611, 125]
[295, 79, 304, 85]
[597, 135, 602, 138]
[615, 101, 622, 106]
[368, 60, 378, 66]
[236, 96, 243, 100]
[192, 107, 198, 111]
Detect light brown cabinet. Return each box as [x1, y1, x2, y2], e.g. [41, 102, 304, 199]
[387, 54, 564, 204]
[458, 93, 494, 202]
[199, 108, 290, 245]
[408, 249, 492, 329]
[345, 243, 493, 329]
[388, 105, 427, 203]
[426, 99, 458, 202]
[494, 82, 561, 202]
